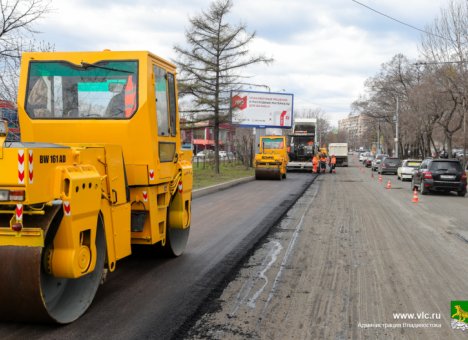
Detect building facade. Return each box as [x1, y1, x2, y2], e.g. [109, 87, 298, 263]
[181, 119, 236, 154]
[338, 113, 373, 150]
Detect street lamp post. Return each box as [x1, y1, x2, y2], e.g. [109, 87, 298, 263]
[463, 97, 466, 167]
[377, 120, 380, 155]
[394, 98, 399, 158]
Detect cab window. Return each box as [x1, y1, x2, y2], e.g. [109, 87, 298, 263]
[263, 137, 284, 149]
[154, 65, 170, 136]
[167, 73, 177, 137]
[25, 60, 138, 119]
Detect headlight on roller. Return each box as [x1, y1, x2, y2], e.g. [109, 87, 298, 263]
[0, 190, 9, 201]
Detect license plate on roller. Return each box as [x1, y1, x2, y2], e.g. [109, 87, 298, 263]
[440, 175, 455, 180]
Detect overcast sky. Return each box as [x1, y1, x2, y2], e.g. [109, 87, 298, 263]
[35, 0, 450, 126]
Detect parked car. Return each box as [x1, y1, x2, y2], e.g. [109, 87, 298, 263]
[397, 159, 422, 181]
[364, 155, 374, 167]
[359, 152, 369, 162]
[219, 151, 227, 159]
[218, 151, 236, 160]
[226, 151, 235, 160]
[371, 154, 388, 171]
[378, 157, 401, 175]
[412, 158, 467, 196]
[195, 149, 215, 159]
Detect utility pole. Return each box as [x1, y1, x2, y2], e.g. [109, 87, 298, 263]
[377, 119, 380, 155]
[463, 97, 466, 167]
[394, 97, 399, 158]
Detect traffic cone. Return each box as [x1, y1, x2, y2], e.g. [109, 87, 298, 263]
[386, 180, 391, 189]
[412, 189, 419, 203]
[378, 174, 382, 182]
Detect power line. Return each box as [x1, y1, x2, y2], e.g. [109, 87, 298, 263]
[351, 0, 456, 44]
[415, 60, 467, 66]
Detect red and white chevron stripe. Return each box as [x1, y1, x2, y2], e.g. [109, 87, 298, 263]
[18, 150, 25, 184]
[28, 150, 34, 184]
[15, 204, 23, 222]
[63, 201, 71, 216]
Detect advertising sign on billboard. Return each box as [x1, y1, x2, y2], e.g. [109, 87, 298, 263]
[231, 90, 293, 128]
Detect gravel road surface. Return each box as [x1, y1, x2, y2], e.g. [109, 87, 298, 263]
[184, 156, 468, 339]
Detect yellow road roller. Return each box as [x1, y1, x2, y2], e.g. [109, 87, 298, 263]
[254, 135, 288, 180]
[0, 50, 193, 323]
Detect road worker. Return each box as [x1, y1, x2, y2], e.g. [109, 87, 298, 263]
[312, 154, 319, 173]
[319, 153, 327, 173]
[329, 154, 336, 173]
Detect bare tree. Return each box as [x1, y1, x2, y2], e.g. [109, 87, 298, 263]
[0, 0, 52, 102]
[419, 0, 468, 158]
[408, 76, 441, 157]
[234, 127, 254, 169]
[352, 54, 420, 156]
[174, 0, 273, 174]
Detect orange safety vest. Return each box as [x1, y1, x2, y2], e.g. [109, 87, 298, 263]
[124, 75, 136, 117]
[331, 156, 336, 165]
[312, 156, 318, 165]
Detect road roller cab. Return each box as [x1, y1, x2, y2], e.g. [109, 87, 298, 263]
[254, 135, 288, 180]
[0, 50, 193, 323]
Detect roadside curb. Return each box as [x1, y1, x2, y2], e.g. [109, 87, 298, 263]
[192, 176, 255, 199]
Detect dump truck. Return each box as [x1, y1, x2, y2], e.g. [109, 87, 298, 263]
[0, 50, 193, 323]
[287, 117, 316, 171]
[254, 135, 288, 180]
[328, 143, 348, 166]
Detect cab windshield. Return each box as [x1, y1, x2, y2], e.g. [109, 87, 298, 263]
[263, 138, 284, 149]
[25, 60, 138, 119]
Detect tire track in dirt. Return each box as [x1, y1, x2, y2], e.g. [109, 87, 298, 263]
[184, 158, 468, 339]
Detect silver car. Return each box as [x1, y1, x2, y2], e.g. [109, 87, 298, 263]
[359, 152, 369, 162]
[378, 157, 401, 175]
[371, 154, 388, 171]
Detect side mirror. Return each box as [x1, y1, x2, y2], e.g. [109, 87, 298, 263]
[0, 119, 8, 137]
[0, 119, 8, 147]
[0, 120, 8, 137]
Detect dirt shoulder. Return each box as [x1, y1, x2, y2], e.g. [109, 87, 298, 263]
[184, 160, 468, 339]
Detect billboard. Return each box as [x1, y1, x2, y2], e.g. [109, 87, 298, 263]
[231, 90, 293, 128]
